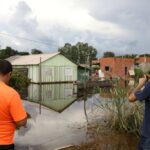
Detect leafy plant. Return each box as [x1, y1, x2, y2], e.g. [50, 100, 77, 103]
[134, 68, 144, 80]
[146, 70, 150, 75]
[95, 86, 143, 136]
[9, 70, 30, 98]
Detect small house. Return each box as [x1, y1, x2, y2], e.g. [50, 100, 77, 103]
[135, 56, 150, 64]
[77, 64, 90, 82]
[135, 56, 150, 72]
[7, 52, 78, 83]
[99, 57, 135, 79]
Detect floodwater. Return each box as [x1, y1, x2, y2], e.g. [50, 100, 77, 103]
[14, 83, 138, 150]
[15, 84, 104, 150]
[15, 101, 86, 150]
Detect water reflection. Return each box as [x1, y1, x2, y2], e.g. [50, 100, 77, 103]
[28, 84, 77, 112]
[15, 84, 97, 150]
[15, 83, 138, 150]
[15, 100, 87, 150]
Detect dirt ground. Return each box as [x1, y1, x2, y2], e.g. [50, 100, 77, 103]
[64, 133, 139, 150]
[55, 115, 139, 150]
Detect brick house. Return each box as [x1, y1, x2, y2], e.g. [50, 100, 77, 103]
[135, 57, 150, 64]
[135, 57, 150, 72]
[99, 57, 135, 78]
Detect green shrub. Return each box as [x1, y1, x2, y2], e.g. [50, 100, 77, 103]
[9, 70, 30, 98]
[146, 70, 150, 75]
[134, 68, 144, 80]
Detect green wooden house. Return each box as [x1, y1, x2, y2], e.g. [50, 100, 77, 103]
[7, 52, 78, 83]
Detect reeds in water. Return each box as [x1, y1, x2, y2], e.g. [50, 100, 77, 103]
[95, 86, 144, 136]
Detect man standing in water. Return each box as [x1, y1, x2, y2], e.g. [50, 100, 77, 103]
[0, 60, 27, 150]
[128, 74, 150, 150]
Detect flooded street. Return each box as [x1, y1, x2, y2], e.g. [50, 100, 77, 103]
[14, 84, 138, 150]
[14, 90, 102, 150]
[1, 1, 149, 149]
[15, 101, 86, 150]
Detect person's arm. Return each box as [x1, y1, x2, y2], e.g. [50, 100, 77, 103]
[127, 75, 147, 102]
[15, 112, 31, 128]
[15, 117, 27, 128]
[9, 92, 27, 128]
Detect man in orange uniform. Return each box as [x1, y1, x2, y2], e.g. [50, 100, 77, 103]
[0, 60, 27, 150]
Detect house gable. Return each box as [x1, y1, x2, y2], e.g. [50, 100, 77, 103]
[41, 54, 77, 67]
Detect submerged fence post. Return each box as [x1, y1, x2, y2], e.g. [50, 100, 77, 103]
[39, 57, 42, 114]
[84, 94, 88, 124]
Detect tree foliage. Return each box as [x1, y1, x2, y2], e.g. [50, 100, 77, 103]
[0, 46, 29, 59]
[103, 51, 115, 57]
[19, 52, 29, 55]
[139, 54, 150, 57]
[58, 42, 97, 65]
[117, 54, 137, 58]
[9, 70, 30, 98]
[146, 70, 150, 75]
[134, 68, 144, 79]
[31, 49, 43, 54]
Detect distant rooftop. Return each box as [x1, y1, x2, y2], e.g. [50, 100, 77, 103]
[6, 52, 59, 65]
[78, 64, 90, 69]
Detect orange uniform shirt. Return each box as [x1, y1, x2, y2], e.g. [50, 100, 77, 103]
[0, 81, 27, 145]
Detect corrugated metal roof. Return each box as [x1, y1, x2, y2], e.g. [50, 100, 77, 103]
[7, 52, 59, 65]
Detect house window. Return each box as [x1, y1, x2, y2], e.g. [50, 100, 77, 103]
[105, 66, 110, 72]
[65, 67, 73, 76]
[44, 67, 53, 76]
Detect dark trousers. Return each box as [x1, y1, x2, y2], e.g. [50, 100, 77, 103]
[138, 136, 150, 150]
[0, 144, 14, 150]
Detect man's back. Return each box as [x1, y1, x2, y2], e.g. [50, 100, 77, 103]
[140, 81, 150, 137]
[0, 81, 27, 145]
[128, 75, 150, 150]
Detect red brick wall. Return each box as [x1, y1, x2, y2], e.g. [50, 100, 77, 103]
[99, 57, 134, 78]
[135, 57, 150, 63]
[99, 58, 114, 77]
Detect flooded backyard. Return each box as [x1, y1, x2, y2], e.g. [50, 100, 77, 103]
[14, 83, 139, 150]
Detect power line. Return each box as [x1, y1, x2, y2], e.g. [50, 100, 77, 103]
[0, 32, 51, 46]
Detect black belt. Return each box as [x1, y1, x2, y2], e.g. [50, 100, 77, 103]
[0, 144, 14, 150]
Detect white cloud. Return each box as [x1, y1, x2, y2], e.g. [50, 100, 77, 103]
[0, 0, 150, 54]
[0, 0, 19, 19]
[22, 0, 129, 38]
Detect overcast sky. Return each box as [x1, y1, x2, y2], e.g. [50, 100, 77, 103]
[0, 0, 150, 56]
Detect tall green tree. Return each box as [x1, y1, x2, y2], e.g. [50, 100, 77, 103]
[0, 46, 29, 59]
[18, 52, 29, 55]
[103, 51, 115, 57]
[58, 42, 97, 65]
[117, 54, 137, 58]
[140, 54, 150, 57]
[31, 49, 43, 54]
[0, 46, 18, 59]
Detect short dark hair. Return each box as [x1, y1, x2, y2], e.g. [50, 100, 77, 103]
[0, 60, 12, 75]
